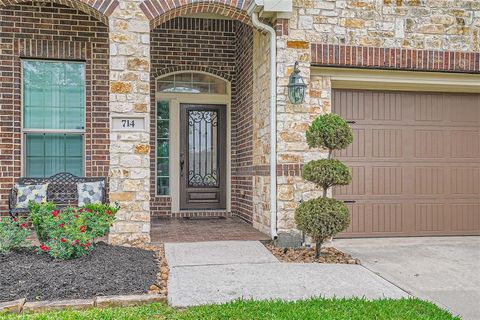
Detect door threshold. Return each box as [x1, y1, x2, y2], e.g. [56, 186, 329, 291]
[183, 216, 227, 220]
[172, 210, 231, 219]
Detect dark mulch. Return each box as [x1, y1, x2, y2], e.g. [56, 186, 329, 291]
[0, 243, 158, 302]
[266, 244, 361, 264]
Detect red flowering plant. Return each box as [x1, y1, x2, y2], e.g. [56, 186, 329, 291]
[29, 202, 119, 260]
[0, 216, 31, 254]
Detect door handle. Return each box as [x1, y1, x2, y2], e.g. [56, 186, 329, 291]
[180, 153, 185, 176]
[343, 200, 357, 204]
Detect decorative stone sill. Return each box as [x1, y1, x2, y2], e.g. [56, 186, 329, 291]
[0, 294, 166, 315]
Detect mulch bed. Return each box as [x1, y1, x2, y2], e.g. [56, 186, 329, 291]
[0, 242, 159, 302]
[266, 244, 360, 264]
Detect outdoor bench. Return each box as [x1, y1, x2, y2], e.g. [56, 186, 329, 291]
[9, 172, 107, 217]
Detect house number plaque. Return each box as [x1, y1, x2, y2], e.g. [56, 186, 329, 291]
[112, 116, 146, 132]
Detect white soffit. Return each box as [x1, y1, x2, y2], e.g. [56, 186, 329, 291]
[313, 67, 480, 93]
[251, 0, 292, 18]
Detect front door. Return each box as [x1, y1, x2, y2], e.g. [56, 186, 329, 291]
[180, 104, 227, 210]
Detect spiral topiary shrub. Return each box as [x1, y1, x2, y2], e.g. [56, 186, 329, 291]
[302, 159, 351, 197]
[295, 197, 350, 254]
[305, 113, 353, 155]
[295, 113, 353, 258]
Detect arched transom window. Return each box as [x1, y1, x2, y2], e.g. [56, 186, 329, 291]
[157, 72, 227, 94]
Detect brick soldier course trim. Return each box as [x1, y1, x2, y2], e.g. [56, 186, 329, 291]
[140, 1, 251, 29]
[153, 66, 233, 82]
[311, 44, 480, 73]
[0, 0, 119, 24]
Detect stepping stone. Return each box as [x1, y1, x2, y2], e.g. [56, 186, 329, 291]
[165, 241, 279, 267]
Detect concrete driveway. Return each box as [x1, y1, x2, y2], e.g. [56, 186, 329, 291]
[333, 236, 480, 320]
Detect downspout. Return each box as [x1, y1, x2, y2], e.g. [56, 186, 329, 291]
[250, 12, 278, 240]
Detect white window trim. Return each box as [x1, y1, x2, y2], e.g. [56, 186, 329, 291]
[21, 59, 87, 177]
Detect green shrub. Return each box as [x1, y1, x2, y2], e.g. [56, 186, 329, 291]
[0, 216, 31, 254]
[29, 201, 56, 243]
[305, 113, 353, 155]
[295, 197, 350, 258]
[30, 203, 119, 260]
[295, 112, 353, 257]
[302, 159, 351, 196]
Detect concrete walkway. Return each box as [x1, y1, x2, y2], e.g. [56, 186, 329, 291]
[166, 241, 408, 307]
[334, 237, 480, 320]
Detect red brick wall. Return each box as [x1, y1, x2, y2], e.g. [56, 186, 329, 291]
[232, 22, 254, 223]
[150, 17, 254, 221]
[0, 2, 109, 216]
[311, 44, 480, 73]
[140, 0, 251, 29]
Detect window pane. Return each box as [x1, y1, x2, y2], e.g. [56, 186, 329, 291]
[25, 134, 83, 178]
[23, 60, 85, 130]
[156, 100, 170, 195]
[157, 177, 169, 196]
[157, 72, 227, 94]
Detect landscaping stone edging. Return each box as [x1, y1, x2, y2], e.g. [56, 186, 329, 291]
[0, 294, 166, 315]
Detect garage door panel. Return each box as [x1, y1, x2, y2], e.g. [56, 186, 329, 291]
[451, 167, 480, 194]
[333, 89, 480, 237]
[372, 129, 403, 158]
[415, 203, 445, 232]
[336, 166, 366, 196]
[450, 203, 480, 231]
[450, 130, 479, 158]
[415, 130, 444, 158]
[445, 95, 479, 123]
[414, 94, 444, 122]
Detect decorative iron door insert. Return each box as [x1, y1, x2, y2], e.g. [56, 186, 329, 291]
[180, 104, 226, 210]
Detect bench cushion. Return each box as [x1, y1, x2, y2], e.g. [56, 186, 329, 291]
[77, 181, 104, 206]
[15, 183, 49, 209]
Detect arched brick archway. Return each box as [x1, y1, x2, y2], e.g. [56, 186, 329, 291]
[0, 0, 119, 24]
[153, 66, 233, 83]
[140, 0, 251, 28]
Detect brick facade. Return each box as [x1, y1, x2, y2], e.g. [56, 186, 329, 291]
[1, 0, 479, 243]
[311, 44, 480, 73]
[140, 0, 251, 28]
[0, 2, 110, 216]
[232, 21, 254, 222]
[149, 17, 254, 221]
[0, 0, 119, 24]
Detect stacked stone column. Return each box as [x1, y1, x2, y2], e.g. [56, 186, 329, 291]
[275, 3, 330, 237]
[108, 0, 151, 246]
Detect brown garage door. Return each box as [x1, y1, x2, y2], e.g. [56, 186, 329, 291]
[333, 89, 480, 237]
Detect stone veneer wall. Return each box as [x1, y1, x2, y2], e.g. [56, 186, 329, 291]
[108, 0, 151, 245]
[274, 0, 480, 235]
[251, 29, 272, 235]
[0, 2, 110, 216]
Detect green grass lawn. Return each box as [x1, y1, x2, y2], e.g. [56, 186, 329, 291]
[0, 298, 459, 320]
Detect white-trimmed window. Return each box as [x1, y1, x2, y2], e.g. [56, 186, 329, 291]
[22, 60, 85, 177]
[156, 100, 169, 195]
[157, 72, 227, 94]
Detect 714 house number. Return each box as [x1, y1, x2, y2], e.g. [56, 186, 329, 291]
[122, 119, 136, 128]
[112, 116, 146, 131]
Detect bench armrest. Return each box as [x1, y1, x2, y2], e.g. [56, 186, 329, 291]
[9, 187, 18, 217]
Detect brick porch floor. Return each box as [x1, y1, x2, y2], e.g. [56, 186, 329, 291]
[150, 216, 270, 243]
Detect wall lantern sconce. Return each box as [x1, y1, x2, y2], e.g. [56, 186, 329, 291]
[287, 61, 307, 104]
